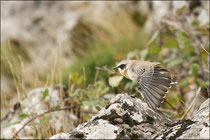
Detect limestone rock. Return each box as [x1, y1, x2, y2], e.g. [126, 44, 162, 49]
[49, 94, 209, 139]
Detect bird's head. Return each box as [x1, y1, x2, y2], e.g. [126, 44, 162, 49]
[113, 60, 131, 77]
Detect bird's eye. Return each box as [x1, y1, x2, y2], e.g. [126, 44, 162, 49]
[118, 64, 126, 69]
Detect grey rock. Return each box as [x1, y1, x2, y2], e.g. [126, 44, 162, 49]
[49, 94, 209, 139]
[156, 99, 209, 139]
[49, 133, 71, 139]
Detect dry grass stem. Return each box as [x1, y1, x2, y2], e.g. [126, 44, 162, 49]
[181, 87, 201, 120]
[164, 98, 178, 111]
[159, 108, 178, 116]
[95, 66, 116, 75]
[200, 43, 209, 55]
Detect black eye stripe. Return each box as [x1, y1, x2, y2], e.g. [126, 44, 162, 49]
[119, 64, 126, 69]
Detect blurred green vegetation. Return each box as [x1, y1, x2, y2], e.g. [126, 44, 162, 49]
[1, 5, 209, 139]
[62, 31, 148, 85]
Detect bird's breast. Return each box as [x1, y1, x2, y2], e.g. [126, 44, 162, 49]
[127, 69, 138, 81]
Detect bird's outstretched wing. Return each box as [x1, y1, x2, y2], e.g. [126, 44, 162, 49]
[137, 65, 172, 110]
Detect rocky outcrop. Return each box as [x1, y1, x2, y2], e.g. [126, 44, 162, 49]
[50, 94, 209, 139]
[156, 98, 209, 139]
[1, 90, 209, 139]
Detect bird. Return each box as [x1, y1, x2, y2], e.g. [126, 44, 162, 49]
[113, 60, 175, 110]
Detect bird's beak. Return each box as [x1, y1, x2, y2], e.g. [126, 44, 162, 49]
[112, 66, 118, 69]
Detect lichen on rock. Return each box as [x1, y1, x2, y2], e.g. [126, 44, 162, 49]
[49, 94, 209, 139]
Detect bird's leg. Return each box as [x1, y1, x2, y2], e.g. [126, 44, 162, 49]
[139, 91, 146, 102]
[135, 87, 145, 101]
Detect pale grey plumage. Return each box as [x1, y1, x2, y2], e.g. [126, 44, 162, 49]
[113, 60, 173, 110]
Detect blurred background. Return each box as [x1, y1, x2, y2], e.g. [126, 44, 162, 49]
[1, 1, 209, 139]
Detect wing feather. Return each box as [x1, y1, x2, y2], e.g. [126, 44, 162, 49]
[141, 84, 160, 107]
[141, 88, 157, 109]
[137, 65, 172, 110]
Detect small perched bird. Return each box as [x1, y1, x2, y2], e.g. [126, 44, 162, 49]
[113, 60, 175, 110]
